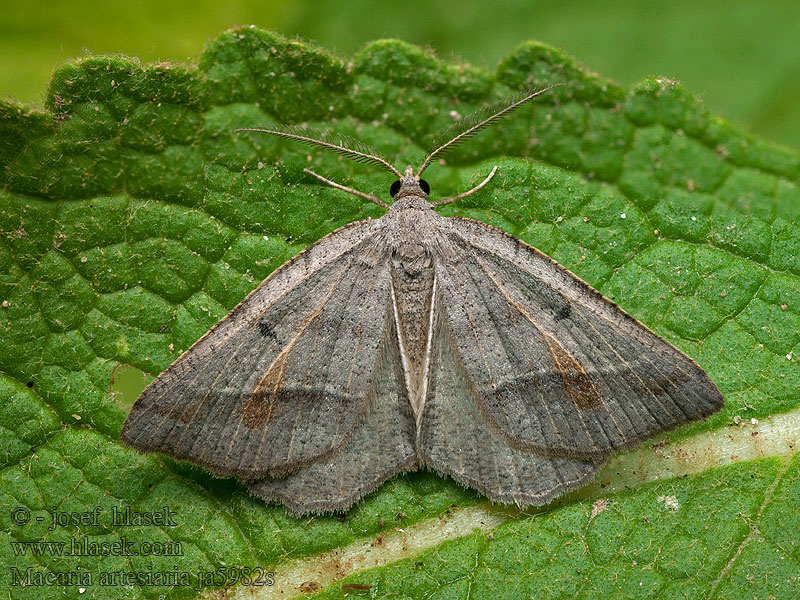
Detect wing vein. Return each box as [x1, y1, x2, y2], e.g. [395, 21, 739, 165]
[467, 250, 600, 442]
[583, 315, 692, 424]
[444, 255, 553, 447]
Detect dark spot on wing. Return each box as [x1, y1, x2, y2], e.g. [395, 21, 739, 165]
[554, 303, 571, 321]
[258, 319, 277, 340]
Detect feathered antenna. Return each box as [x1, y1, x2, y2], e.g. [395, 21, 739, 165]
[417, 83, 564, 176]
[235, 124, 402, 178]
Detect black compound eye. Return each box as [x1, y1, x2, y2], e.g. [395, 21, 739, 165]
[390, 180, 401, 198]
[418, 179, 430, 195]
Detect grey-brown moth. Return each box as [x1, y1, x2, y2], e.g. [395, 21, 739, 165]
[121, 85, 724, 515]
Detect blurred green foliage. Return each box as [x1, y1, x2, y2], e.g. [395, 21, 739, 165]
[1, 0, 798, 147]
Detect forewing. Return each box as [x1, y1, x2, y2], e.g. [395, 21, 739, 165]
[249, 316, 418, 515]
[121, 219, 392, 479]
[419, 306, 602, 506]
[433, 217, 724, 460]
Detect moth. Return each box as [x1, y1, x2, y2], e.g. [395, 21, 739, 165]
[121, 85, 724, 515]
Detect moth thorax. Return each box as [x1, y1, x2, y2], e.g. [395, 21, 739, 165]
[394, 242, 431, 276]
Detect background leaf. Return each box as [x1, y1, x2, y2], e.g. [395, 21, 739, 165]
[1, 28, 798, 599]
[3, 1, 800, 148]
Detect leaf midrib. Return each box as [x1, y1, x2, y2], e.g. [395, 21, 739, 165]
[222, 406, 800, 599]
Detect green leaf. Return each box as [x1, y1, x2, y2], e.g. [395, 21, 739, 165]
[1, 28, 798, 599]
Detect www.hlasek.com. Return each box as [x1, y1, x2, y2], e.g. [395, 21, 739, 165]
[11, 535, 183, 557]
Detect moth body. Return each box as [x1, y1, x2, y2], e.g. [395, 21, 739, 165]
[383, 174, 439, 421]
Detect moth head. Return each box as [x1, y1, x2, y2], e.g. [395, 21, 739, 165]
[390, 166, 430, 200]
